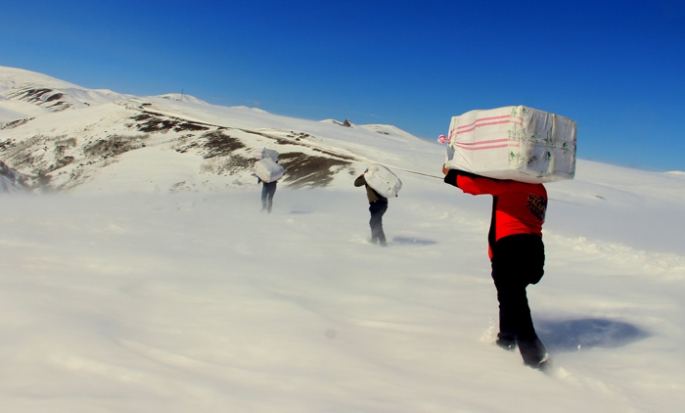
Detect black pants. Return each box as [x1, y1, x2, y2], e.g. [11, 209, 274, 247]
[369, 200, 388, 245]
[491, 234, 547, 366]
[261, 181, 277, 213]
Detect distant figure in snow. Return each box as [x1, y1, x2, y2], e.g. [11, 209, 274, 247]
[442, 164, 550, 371]
[354, 171, 388, 246]
[258, 178, 277, 214]
[254, 148, 284, 214]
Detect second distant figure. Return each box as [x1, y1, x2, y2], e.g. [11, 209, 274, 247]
[354, 173, 388, 246]
[254, 148, 284, 214]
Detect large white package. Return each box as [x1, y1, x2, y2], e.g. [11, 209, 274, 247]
[364, 164, 402, 198]
[259, 148, 279, 163]
[254, 158, 284, 183]
[445, 105, 576, 183]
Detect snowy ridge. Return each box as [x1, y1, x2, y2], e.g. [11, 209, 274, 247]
[0, 66, 82, 91]
[0, 65, 440, 194]
[157, 93, 209, 104]
[0, 66, 132, 118]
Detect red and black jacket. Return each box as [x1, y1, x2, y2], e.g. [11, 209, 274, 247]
[444, 169, 547, 259]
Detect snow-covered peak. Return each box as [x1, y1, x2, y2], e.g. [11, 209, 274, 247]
[359, 124, 423, 140]
[0, 66, 82, 92]
[321, 118, 354, 128]
[229, 105, 268, 113]
[156, 93, 208, 105]
[0, 66, 134, 118]
[320, 119, 423, 141]
[1, 67, 428, 194]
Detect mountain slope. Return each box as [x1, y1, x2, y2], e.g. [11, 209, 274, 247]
[0, 66, 439, 193]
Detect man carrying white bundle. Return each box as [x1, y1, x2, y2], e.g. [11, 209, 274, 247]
[438, 105, 577, 371]
[354, 164, 402, 247]
[354, 172, 388, 246]
[254, 148, 284, 214]
[442, 163, 550, 371]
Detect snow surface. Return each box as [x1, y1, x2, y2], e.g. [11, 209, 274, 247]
[1, 66, 685, 412]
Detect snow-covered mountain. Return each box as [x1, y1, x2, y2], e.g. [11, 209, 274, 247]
[0, 66, 131, 114]
[1, 66, 436, 194]
[2, 66, 685, 413]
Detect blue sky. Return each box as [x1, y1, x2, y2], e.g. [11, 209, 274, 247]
[2, 0, 684, 171]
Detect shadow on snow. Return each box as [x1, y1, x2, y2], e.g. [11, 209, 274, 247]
[536, 318, 649, 352]
[391, 236, 438, 246]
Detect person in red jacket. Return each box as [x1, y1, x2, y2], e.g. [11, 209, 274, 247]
[443, 165, 549, 370]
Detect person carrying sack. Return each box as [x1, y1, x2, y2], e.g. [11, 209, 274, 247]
[254, 149, 284, 214]
[354, 172, 388, 246]
[442, 164, 550, 371]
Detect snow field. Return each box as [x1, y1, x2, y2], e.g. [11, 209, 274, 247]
[2, 169, 684, 412]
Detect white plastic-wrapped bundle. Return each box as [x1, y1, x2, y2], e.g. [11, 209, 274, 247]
[364, 164, 402, 198]
[445, 105, 576, 183]
[259, 148, 279, 163]
[254, 158, 284, 183]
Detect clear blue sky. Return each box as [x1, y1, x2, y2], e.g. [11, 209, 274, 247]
[2, 0, 684, 171]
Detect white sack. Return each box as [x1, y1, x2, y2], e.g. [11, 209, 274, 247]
[364, 164, 402, 198]
[254, 158, 284, 183]
[259, 148, 279, 163]
[445, 105, 576, 183]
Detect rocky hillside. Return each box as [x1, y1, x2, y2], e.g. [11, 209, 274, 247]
[1, 66, 439, 194]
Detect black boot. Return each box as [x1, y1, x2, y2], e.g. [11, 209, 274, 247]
[519, 338, 549, 370]
[495, 333, 517, 351]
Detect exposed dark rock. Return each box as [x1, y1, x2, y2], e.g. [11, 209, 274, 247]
[200, 154, 253, 176]
[50, 156, 74, 171]
[133, 111, 211, 133]
[200, 131, 245, 158]
[136, 117, 178, 133]
[0, 117, 35, 130]
[0, 138, 16, 150]
[84, 135, 148, 159]
[278, 152, 352, 188]
[5, 87, 72, 111]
